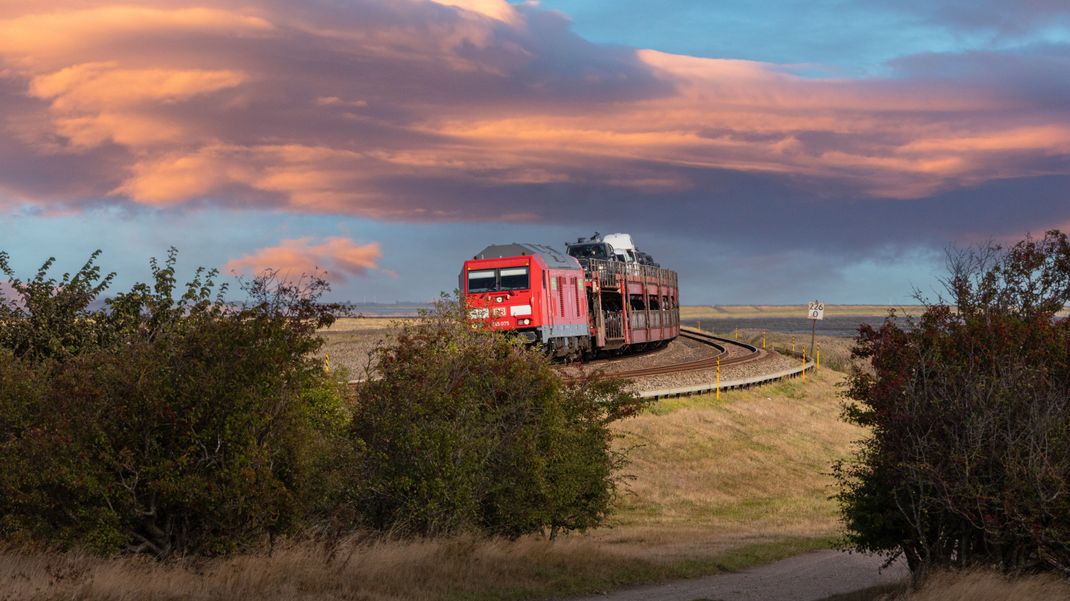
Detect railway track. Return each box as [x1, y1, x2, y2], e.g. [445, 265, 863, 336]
[564, 328, 763, 381]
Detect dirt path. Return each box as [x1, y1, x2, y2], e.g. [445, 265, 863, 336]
[562, 550, 907, 601]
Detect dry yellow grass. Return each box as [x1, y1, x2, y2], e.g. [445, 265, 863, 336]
[0, 535, 831, 601]
[739, 330, 858, 372]
[893, 570, 1070, 601]
[0, 352, 862, 600]
[0, 537, 652, 601]
[321, 317, 421, 332]
[609, 369, 861, 541]
[683, 305, 1070, 321]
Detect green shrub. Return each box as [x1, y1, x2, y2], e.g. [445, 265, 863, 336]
[347, 298, 645, 538]
[0, 250, 350, 556]
[0, 250, 114, 361]
[0, 249, 645, 555]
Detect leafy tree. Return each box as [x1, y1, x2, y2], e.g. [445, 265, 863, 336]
[836, 231, 1070, 578]
[347, 297, 645, 538]
[0, 250, 115, 361]
[0, 250, 350, 556]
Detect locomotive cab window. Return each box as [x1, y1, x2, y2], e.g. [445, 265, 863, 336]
[467, 269, 497, 293]
[499, 267, 529, 291]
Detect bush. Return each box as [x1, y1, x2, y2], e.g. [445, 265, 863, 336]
[836, 231, 1070, 577]
[347, 297, 646, 538]
[0, 250, 114, 361]
[0, 250, 350, 556]
[0, 250, 645, 555]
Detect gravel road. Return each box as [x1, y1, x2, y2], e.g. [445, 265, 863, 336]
[561, 550, 907, 601]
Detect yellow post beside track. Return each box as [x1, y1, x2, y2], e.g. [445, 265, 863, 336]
[715, 356, 721, 400]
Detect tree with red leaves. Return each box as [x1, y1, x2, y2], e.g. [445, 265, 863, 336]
[836, 231, 1070, 579]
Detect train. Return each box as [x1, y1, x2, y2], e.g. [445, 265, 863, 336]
[460, 233, 679, 359]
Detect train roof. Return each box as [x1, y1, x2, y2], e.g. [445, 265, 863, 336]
[474, 243, 579, 270]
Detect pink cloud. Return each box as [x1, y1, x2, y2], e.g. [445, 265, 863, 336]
[0, 0, 1066, 219]
[430, 0, 519, 23]
[224, 237, 383, 282]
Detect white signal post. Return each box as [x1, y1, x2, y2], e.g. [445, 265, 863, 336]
[807, 300, 824, 363]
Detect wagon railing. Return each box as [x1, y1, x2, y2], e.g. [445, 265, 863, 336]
[580, 258, 677, 289]
[603, 310, 624, 339]
[629, 311, 647, 330]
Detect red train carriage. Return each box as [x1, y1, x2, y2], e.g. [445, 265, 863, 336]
[462, 240, 679, 358]
[576, 257, 679, 353]
[462, 243, 591, 358]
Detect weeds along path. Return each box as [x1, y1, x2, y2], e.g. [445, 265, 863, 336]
[560, 550, 907, 601]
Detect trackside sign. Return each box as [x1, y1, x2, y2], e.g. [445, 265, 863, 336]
[807, 301, 825, 320]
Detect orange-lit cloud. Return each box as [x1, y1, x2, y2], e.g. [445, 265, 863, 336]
[0, 0, 1067, 219]
[0, 6, 273, 67]
[431, 0, 519, 23]
[224, 237, 383, 282]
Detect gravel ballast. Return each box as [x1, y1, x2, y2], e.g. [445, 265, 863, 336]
[323, 326, 800, 391]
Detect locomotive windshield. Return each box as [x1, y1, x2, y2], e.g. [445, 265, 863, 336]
[467, 269, 496, 293]
[499, 267, 529, 290]
[467, 267, 530, 292]
[567, 243, 611, 260]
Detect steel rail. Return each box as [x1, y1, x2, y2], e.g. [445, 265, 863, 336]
[562, 327, 763, 381]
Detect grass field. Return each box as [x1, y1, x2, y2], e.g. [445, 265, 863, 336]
[1, 363, 861, 600]
[325, 316, 421, 331]
[613, 369, 857, 535]
[680, 305, 921, 320]
[682, 305, 1070, 321]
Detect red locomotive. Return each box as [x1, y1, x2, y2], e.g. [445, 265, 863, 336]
[461, 234, 679, 358]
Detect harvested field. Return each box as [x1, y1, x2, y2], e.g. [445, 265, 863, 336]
[317, 318, 410, 378]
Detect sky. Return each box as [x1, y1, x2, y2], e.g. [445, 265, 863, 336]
[0, 0, 1068, 306]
